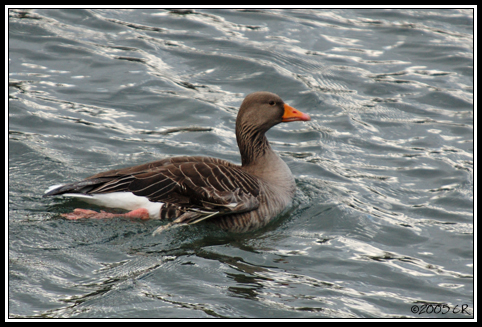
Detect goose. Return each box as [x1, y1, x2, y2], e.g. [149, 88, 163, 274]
[44, 92, 311, 234]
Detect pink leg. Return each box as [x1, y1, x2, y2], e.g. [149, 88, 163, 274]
[62, 208, 150, 220]
[123, 208, 150, 220]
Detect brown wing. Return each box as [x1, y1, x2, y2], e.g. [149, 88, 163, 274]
[44, 156, 260, 216]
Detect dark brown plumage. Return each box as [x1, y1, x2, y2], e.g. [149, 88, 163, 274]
[44, 92, 311, 234]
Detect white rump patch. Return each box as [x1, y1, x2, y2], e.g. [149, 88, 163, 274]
[62, 192, 164, 219]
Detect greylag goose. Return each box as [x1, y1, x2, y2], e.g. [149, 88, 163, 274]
[44, 92, 311, 234]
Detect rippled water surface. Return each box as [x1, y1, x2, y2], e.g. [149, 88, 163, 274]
[8, 8, 473, 319]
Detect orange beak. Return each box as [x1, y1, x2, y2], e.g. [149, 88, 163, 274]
[281, 104, 311, 122]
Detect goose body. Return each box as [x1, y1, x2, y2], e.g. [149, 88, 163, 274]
[44, 92, 311, 234]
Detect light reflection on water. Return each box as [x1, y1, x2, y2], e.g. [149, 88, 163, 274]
[9, 8, 473, 319]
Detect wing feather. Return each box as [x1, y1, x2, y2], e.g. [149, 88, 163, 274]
[44, 156, 261, 221]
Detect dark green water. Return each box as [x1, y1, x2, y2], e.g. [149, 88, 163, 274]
[9, 8, 473, 319]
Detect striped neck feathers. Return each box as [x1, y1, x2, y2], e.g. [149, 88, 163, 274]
[236, 120, 272, 167]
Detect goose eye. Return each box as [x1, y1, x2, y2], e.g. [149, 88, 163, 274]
[268, 100, 276, 106]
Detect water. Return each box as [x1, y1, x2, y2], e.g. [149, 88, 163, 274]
[8, 8, 473, 319]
